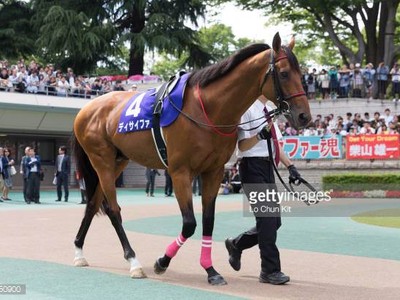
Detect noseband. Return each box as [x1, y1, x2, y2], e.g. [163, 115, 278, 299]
[260, 49, 306, 116]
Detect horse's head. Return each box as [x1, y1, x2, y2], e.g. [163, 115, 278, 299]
[261, 33, 311, 129]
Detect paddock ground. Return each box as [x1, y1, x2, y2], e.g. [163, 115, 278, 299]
[0, 189, 399, 300]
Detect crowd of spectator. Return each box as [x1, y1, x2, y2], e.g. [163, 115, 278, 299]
[0, 59, 137, 97]
[2, 58, 399, 102]
[278, 108, 400, 137]
[1, 57, 399, 100]
[302, 62, 400, 101]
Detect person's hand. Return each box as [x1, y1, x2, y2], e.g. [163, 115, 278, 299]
[288, 165, 301, 182]
[256, 126, 271, 140]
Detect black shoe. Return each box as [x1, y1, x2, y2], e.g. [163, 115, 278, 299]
[259, 271, 290, 285]
[35, 201, 41, 204]
[0, 199, 3, 202]
[64, 199, 68, 202]
[225, 238, 241, 271]
[55, 199, 61, 202]
[27, 201, 31, 204]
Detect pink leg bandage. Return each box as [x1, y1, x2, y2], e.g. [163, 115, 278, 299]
[200, 235, 212, 269]
[165, 233, 187, 258]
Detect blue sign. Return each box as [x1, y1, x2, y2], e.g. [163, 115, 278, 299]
[281, 135, 343, 159]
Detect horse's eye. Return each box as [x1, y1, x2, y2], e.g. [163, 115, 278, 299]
[280, 72, 289, 79]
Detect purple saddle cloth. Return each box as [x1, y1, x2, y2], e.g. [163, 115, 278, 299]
[117, 73, 189, 133]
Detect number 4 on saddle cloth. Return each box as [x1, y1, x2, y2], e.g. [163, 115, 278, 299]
[117, 72, 189, 134]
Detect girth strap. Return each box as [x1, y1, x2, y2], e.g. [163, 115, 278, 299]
[151, 71, 186, 168]
[152, 82, 169, 168]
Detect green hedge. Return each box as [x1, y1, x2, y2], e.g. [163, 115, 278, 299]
[322, 173, 400, 191]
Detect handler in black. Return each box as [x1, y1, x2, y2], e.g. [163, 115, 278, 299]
[225, 96, 302, 285]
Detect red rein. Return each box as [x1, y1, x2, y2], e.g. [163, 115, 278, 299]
[195, 84, 238, 137]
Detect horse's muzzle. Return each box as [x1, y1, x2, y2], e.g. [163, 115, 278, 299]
[298, 113, 311, 127]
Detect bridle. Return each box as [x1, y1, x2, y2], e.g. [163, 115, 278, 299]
[259, 49, 306, 120]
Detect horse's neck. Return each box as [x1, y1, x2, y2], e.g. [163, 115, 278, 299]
[203, 53, 269, 126]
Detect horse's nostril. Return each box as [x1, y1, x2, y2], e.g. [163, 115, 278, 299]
[299, 113, 309, 122]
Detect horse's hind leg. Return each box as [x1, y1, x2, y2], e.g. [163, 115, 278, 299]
[97, 158, 146, 278]
[86, 149, 145, 278]
[73, 159, 128, 268]
[102, 199, 146, 278]
[74, 186, 103, 267]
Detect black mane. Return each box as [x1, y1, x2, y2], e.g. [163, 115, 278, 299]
[188, 44, 271, 88]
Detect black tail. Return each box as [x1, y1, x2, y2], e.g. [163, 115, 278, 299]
[71, 132, 105, 214]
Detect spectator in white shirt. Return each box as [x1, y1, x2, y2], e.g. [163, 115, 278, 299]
[26, 71, 39, 93]
[57, 76, 70, 97]
[383, 108, 394, 126]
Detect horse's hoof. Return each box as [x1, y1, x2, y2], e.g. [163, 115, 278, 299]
[208, 274, 227, 286]
[74, 257, 89, 267]
[130, 268, 147, 279]
[154, 258, 167, 275]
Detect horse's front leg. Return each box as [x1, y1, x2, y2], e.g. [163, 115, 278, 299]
[154, 171, 196, 274]
[200, 168, 227, 285]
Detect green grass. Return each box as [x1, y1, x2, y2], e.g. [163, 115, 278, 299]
[351, 208, 400, 228]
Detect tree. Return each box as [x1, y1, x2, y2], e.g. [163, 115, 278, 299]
[0, 1, 37, 59]
[151, 24, 253, 80]
[31, 0, 214, 75]
[31, 0, 117, 74]
[110, 0, 213, 75]
[212, 0, 400, 66]
[152, 53, 187, 81]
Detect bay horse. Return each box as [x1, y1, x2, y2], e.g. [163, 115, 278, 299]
[72, 33, 311, 285]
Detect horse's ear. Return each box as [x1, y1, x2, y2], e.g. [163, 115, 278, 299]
[288, 35, 295, 50]
[272, 32, 281, 53]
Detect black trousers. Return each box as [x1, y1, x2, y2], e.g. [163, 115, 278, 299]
[23, 177, 28, 202]
[233, 157, 282, 274]
[165, 173, 173, 196]
[192, 176, 202, 195]
[27, 172, 40, 203]
[56, 172, 69, 200]
[145, 173, 156, 195]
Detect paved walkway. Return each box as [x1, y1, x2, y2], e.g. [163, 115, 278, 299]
[0, 190, 399, 299]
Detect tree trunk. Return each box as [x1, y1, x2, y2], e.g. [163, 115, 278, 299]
[128, 42, 145, 76]
[323, 12, 365, 63]
[377, 1, 388, 65]
[127, 3, 146, 76]
[383, 0, 400, 66]
[363, 3, 379, 66]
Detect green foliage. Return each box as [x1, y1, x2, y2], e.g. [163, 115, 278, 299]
[110, 0, 210, 74]
[151, 53, 188, 81]
[211, 0, 399, 66]
[151, 23, 256, 78]
[197, 24, 235, 62]
[322, 173, 400, 191]
[0, 1, 37, 59]
[33, 4, 116, 74]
